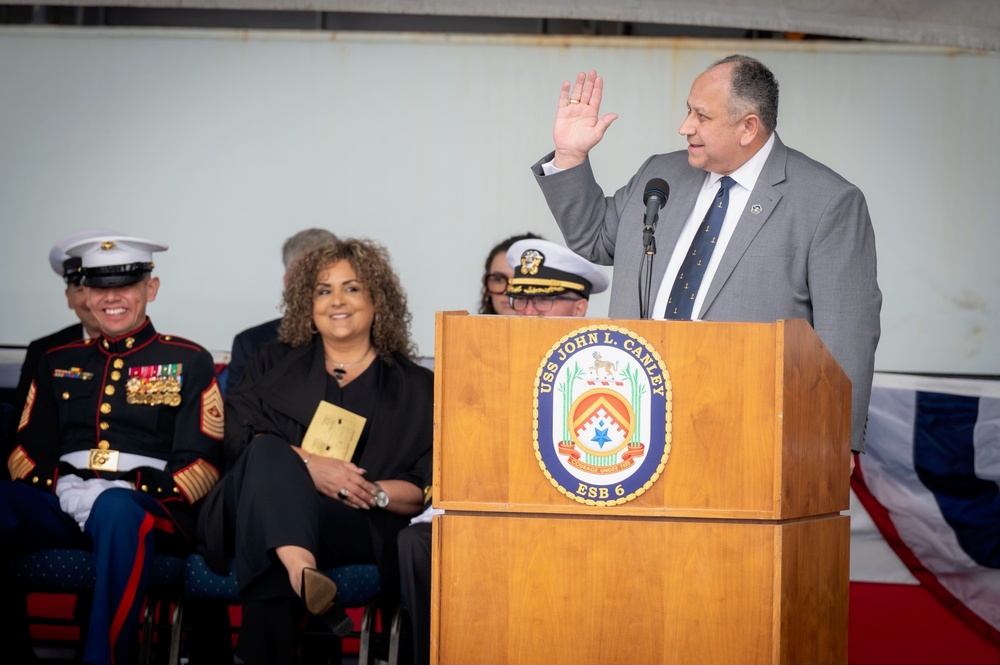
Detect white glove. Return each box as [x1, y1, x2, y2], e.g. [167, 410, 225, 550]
[55, 475, 134, 531]
[408, 505, 444, 525]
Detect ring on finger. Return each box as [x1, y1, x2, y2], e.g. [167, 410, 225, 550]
[338, 489, 349, 499]
[569, 98, 580, 104]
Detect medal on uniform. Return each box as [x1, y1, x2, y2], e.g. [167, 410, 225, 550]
[126, 364, 183, 406]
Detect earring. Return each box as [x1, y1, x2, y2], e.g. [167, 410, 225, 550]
[309, 319, 318, 334]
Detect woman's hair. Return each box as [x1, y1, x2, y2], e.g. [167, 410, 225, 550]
[478, 232, 543, 315]
[278, 238, 417, 362]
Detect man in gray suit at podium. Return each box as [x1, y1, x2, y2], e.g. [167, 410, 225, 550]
[531, 54, 881, 458]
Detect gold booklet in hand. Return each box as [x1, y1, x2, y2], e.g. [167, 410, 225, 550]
[301, 400, 366, 461]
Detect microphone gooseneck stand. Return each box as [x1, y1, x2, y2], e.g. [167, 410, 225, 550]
[639, 226, 656, 319]
[638, 178, 669, 319]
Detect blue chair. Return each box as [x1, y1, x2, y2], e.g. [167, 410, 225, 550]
[171, 554, 401, 665]
[2, 548, 184, 664]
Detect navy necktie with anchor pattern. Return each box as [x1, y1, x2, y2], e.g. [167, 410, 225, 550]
[663, 175, 736, 319]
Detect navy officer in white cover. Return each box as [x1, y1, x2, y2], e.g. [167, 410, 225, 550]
[397, 238, 608, 665]
[0, 233, 225, 665]
[503, 237, 609, 317]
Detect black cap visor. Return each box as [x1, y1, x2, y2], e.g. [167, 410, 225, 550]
[61, 257, 84, 285]
[82, 263, 153, 288]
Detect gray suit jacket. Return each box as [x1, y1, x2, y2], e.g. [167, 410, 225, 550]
[531, 134, 881, 453]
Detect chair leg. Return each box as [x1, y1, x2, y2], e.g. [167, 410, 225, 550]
[358, 601, 376, 665]
[168, 599, 183, 665]
[140, 599, 154, 665]
[388, 604, 404, 665]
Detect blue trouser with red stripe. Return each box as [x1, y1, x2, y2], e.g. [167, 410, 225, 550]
[0, 481, 181, 665]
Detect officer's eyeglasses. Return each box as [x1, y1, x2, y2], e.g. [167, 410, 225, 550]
[508, 295, 581, 312]
[484, 272, 510, 295]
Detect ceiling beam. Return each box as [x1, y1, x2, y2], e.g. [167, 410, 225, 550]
[19, 0, 1000, 52]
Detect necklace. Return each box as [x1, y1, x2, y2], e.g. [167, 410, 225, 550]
[325, 347, 373, 383]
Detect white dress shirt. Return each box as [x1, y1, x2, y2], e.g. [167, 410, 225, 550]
[651, 133, 775, 320]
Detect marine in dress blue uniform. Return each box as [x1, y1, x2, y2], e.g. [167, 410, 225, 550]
[4, 227, 123, 473]
[1, 235, 224, 665]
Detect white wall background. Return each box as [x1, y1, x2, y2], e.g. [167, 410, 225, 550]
[1, 28, 997, 373]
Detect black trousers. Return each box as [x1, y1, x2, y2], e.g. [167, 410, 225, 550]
[398, 522, 431, 665]
[221, 435, 376, 665]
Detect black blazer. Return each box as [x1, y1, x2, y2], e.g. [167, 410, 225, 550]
[200, 336, 434, 575]
[225, 317, 281, 396]
[13, 323, 85, 418]
[224, 337, 433, 484]
[3, 323, 85, 474]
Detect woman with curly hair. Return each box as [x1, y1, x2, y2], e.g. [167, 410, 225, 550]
[478, 232, 542, 315]
[198, 238, 432, 664]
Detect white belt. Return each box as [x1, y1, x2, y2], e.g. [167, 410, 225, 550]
[60, 451, 167, 472]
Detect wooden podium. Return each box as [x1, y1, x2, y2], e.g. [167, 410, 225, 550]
[431, 313, 851, 664]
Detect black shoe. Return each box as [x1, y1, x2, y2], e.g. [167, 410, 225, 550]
[319, 603, 354, 637]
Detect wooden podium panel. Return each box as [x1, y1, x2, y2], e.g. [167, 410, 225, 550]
[433, 314, 851, 520]
[432, 313, 851, 664]
[432, 513, 849, 664]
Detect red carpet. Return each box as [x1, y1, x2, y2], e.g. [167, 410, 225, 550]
[849, 582, 999, 664]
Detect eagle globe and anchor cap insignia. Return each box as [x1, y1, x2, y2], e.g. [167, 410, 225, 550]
[534, 324, 671, 506]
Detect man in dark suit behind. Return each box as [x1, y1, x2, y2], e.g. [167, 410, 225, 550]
[3, 229, 123, 477]
[225, 228, 337, 396]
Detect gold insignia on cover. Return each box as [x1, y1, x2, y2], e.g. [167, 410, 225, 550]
[509, 279, 586, 296]
[101, 240, 116, 250]
[88, 449, 119, 472]
[18, 383, 35, 432]
[126, 364, 183, 406]
[173, 458, 221, 503]
[201, 381, 224, 440]
[7, 446, 34, 480]
[519, 249, 544, 275]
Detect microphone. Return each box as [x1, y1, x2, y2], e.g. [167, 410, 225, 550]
[641, 178, 669, 255]
[638, 178, 669, 319]
[642, 178, 670, 231]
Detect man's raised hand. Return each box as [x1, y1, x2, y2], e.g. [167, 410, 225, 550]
[552, 70, 619, 170]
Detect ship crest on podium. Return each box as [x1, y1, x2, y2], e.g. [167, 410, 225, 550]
[533, 324, 672, 506]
